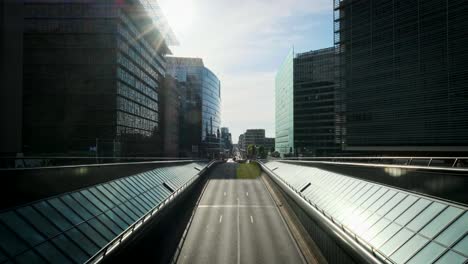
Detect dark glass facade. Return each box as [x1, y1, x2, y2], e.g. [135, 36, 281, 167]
[165, 57, 221, 158]
[21, 0, 175, 156]
[335, 0, 468, 153]
[276, 47, 340, 157]
[294, 47, 340, 156]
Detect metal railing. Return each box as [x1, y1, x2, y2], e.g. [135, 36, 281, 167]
[85, 160, 218, 264]
[279, 156, 468, 169]
[0, 156, 198, 169]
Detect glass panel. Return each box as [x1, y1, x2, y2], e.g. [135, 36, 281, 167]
[360, 188, 387, 210]
[434, 250, 466, 264]
[349, 184, 371, 204]
[48, 198, 83, 225]
[103, 184, 128, 202]
[363, 218, 390, 241]
[89, 187, 115, 209]
[51, 234, 89, 263]
[407, 202, 446, 232]
[452, 235, 467, 255]
[435, 212, 468, 247]
[384, 195, 418, 221]
[77, 223, 107, 248]
[110, 207, 133, 226]
[420, 206, 463, 239]
[390, 235, 428, 264]
[80, 190, 108, 212]
[138, 175, 155, 188]
[376, 192, 406, 216]
[70, 192, 101, 215]
[36, 241, 71, 263]
[354, 186, 380, 207]
[367, 190, 396, 213]
[96, 214, 122, 235]
[0, 211, 45, 246]
[109, 182, 132, 200]
[14, 250, 47, 264]
[139, 193, 155, 208]
[33, 201, 72, 231]
[395, 199, 431, 226]
[406, 242, 446, 264]
[66, 228, 99, 256]
[104, 211, 128, 231]
[127, 177, 148, 192]
[60, 195, 93, 221]
[380, 228, 414, 256]
[0, 223, 28, 256]
[88, 218, 115, 241]
[370, 223, 401, 248]
[97, 185, 124, 204]
[119, 203, 139, 222]
[136, 194, 153, 210]
[118, 179, 139, 196]
[16, 206, 60, 238]
[128, 198, 146, 215]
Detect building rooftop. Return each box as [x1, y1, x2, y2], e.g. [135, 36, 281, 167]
[139, 0, 179, 46]
[165, 56, 205, 67]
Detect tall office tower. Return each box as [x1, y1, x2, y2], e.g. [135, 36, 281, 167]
[0, 1, 23, 155]
[244, 129, 266, 147]
[220, 127, 233, 153]
[276, 47, 339, 156]
[165, 57, 221, 158]
[294, 48, 340, 156]
[20, 0, 177, 156]
[238, 134, 246, 154]
[275, 49, 295, 155]
[334, 0, 468, 154]
[161, 75, 182, 157]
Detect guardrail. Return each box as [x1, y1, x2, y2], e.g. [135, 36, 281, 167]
[271, 159, 468, 204]
[85, 160, 218, 264]
[280, 156, 468, 168]
[0, 159, 208, 210]
[0, 156, 197, 169]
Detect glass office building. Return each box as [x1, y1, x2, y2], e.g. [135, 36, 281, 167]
[275, 48, 295, 155]
[165, 57, 221, 158]
[275, 47, 340, 156]
[21, 0, 176, 156]
[334, 0, 468, 153]
[294, 48, 340, 156]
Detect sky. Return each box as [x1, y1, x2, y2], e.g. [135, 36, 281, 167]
[158, 0, 334, 142]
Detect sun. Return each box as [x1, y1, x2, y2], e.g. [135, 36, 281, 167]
[158, 0, 195, 38]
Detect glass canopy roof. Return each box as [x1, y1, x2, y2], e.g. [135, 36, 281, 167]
[265, 161, 468, 264]
[0, 162, 207, 263]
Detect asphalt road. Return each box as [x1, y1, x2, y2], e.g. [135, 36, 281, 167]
[176, 162, 305, 264]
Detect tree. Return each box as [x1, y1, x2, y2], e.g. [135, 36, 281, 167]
[258, 146, 267, 159]
[247, 144, 256, 159]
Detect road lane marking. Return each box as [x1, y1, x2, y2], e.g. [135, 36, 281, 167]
[250, 215, 254, 224]
[219, 215, 223, 223]
[237, 197, 240, 264]
[224, 192, 226, 196]
[246, 192, 249, 196]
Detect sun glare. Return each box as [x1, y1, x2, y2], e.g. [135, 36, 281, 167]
[159, 0, 195, 38]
